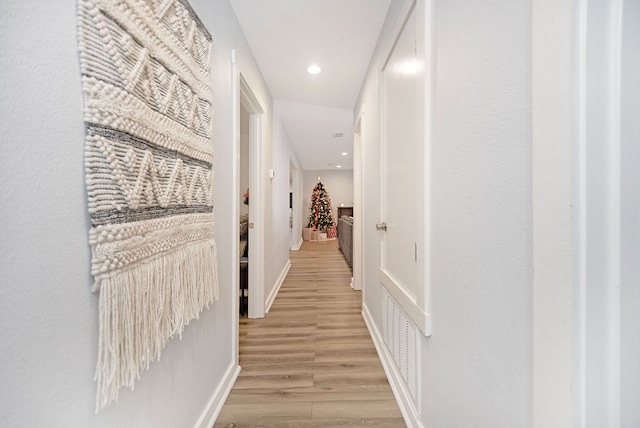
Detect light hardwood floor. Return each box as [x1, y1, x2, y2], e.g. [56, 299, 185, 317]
[214, 239, 406, 427]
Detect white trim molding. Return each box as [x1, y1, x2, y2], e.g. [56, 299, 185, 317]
[291, 237, 303, 251]
[265, 259, 291, 313]
[230, 49, 241, 366]
[533, 0, 627, 426]
[378, 269, 431, 336]
[193, 363, 240, 428]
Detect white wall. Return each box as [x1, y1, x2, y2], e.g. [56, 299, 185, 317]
[265, 108, 303, 299]
[355, 0, 533, 426]
[302, 170, 354, 228]
[0, 1, 271, 426]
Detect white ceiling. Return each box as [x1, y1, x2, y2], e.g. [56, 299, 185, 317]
[229, 0, 392, 170]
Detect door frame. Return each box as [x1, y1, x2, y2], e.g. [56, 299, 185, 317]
[241, 75, 266, 319]
[232, 51, 266, 321]
[532, 0, 632, 425]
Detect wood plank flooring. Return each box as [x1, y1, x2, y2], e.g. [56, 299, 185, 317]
[214, 240, 406, 427]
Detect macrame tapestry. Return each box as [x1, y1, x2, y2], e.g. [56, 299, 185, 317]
[77, 0, 218, 411]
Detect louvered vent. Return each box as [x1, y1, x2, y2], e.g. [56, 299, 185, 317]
[381, 286, 418, 402]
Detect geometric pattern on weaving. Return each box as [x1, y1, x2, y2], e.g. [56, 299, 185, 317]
[78, 0, 217, 412]
[148, 0, 212, 71]
[81, 3, 212, 140]
[86, 126, 213, 221]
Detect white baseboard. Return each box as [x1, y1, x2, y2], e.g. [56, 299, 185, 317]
[362, 303, 423, 428]
[265, 259, 291, 313]
[291, 237, 303, 251]
[193, 362, 240, 428]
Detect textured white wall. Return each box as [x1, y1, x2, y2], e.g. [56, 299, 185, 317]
[427, 0, 533, 424]
[271, 108, 304, 251]
[302, 170, 354, 228]
[355, 0, 533, 426]
[266, 110, 302, 298]
[0, 1, 270, 426]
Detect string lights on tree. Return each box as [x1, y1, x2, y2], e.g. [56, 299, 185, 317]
[307, 181, 335, 231]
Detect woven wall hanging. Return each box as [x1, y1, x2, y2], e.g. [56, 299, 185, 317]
[77, 0, 218, 411]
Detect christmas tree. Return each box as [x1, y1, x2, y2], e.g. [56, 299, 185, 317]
[307, 181, 335, 231]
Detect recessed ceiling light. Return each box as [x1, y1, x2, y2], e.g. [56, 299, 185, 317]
[336, 165, 342, 168]
[341, 152, 348, 156]
[307, 65, 321, 75]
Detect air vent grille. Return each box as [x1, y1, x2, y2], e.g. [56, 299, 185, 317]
[381, 286, 418, 402]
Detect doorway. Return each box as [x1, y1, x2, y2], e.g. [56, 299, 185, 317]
[239, 103, 250, 316]
[289, 159, 302, 250]
[233, 64, 266, 321]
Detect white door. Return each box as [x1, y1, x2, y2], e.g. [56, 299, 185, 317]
[379, 2, 431, 335]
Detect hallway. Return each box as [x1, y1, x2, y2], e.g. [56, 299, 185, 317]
[215, 240, 405, 427]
